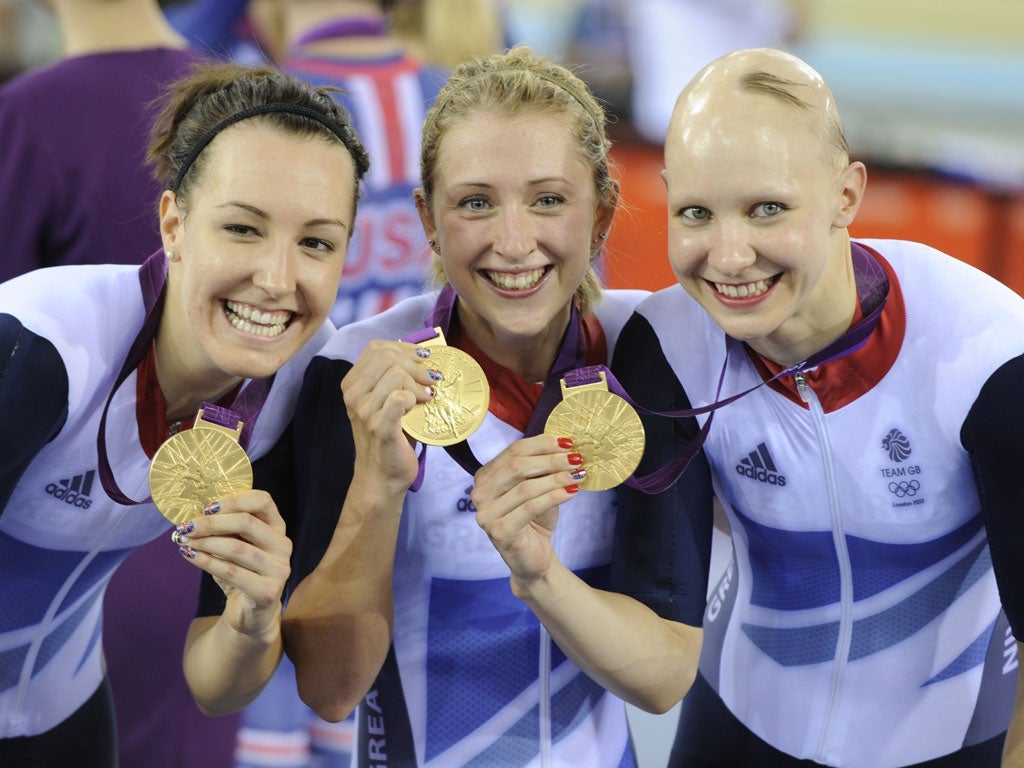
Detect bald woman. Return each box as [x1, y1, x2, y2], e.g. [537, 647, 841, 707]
[605, 48, 1024, 767]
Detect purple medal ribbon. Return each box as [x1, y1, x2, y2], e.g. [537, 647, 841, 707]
[96, 249, 274, 506]
[566, 243, 890, 493]
[402, 284, 587, 488]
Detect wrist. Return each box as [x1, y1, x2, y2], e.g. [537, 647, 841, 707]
[349, 466, 410, 514]
[510, 561, 565, 604]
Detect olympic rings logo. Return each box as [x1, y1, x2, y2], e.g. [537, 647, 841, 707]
[888, 480, 921, 497]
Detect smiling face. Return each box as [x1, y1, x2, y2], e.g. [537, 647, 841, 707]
[158, 120, 356, 397]
[663, 50, 866, 366]
[418, 108, 614, 377]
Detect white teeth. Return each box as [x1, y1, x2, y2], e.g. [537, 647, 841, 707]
[486, 267, 545, 290]
[714, 278, 773, 299]
[225, 301, 291, 337]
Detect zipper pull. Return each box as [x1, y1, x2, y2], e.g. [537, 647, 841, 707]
[794, 371, 813, 404]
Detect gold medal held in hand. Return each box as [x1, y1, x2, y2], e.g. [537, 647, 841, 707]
[401, 327, 490, 446]
[543, 369, 645, 491]
[149, 406, 253, 525]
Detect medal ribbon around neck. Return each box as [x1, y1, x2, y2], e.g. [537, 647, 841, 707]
[563, 243, 890, 494]
[401, 284, 587, 491]
[96, 249, 274, 506]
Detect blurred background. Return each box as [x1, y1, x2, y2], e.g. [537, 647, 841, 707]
[2, 1, 1020, 765]
[2, 0, 1020, 293]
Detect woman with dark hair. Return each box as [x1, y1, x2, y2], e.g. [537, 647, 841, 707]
[0, 61, 369, 766]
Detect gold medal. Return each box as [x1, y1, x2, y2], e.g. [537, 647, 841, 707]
[544, 369, 645, 491]
[149, 408, 253, 525]
[401, 328, 490, 446]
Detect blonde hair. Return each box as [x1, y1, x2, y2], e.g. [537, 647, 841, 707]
[420, 46, 614, 314]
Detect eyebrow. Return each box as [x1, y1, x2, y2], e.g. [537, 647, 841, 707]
[449, 175, 574, 189]
[217, 201, 348, 230]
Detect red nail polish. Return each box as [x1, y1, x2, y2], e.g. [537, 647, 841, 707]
[557, 437, 574, 449]
[564, 484, 579, 494]
[568, 453, 583, 465]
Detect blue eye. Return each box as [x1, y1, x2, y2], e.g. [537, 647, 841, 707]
[680, 206, 710, 222]
[536, 194, 565, 208]
[460, 197, 490, 212]
[752, 202, 786, 217]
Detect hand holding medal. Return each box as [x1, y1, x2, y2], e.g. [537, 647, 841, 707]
[149, 404, 253, 525]
[543, 366, 645, 491]
[400, 327, 490, 447]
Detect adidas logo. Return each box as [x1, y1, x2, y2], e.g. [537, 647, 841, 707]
[45, 470, 95, 509]
[456, 485, 476, 513]
[735, 443, 787, 486]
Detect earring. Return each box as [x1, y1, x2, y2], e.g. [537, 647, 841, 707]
[599, 232, 607, 240]
[429, 239, 439, 252]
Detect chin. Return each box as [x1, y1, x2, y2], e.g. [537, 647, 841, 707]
[217, 347, 292, 381]
[704, 311, 770, 343]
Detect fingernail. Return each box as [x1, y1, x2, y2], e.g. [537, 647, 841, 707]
[428, 369, 443, 381]
[170, 529, 188, 545]
[557, 437, 574, 449]
[203, 501, 221, 515]
[426, 385, 435, 398]
[177, 521, 196, 534]
[570, 468, 587, 482]
[416, 348, 431, 359]
[564, 485, 579, 494]
[568, 453, 584, 466]
[178, 545, 197, 560]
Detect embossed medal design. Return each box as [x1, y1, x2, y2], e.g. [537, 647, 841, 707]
[544, 370, 645, 491]
[149, 408, 252, 525]
[401, 328, 489, 446]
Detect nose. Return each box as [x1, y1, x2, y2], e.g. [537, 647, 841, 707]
[253, 242, 297, 298]
[707, 220, 756, 276]
[493, 205, 534, 260]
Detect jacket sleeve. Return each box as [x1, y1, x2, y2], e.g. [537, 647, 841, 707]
[0, 313, 69, 515]
[285, 354, 358, 598]
[610, 310, 715, 627]
[961, 353, 1024, 640]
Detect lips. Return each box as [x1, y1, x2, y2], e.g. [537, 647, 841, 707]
[224, 300, 293, 337]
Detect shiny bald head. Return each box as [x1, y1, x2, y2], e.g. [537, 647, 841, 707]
[666, 48, 848, 169]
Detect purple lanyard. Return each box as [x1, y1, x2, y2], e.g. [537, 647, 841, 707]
[589, 243, 890, 493]
[404, 285, 587, 486]
[292, 16, 389, 49]
[96, 250, 274, 505]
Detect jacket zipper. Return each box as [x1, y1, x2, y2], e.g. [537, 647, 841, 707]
[795, 372, 855, 764]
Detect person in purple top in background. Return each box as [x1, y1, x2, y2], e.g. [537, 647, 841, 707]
[0, 0, 203, 281]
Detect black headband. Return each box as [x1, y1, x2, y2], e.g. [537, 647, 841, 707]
[170, 103, 352, 192]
